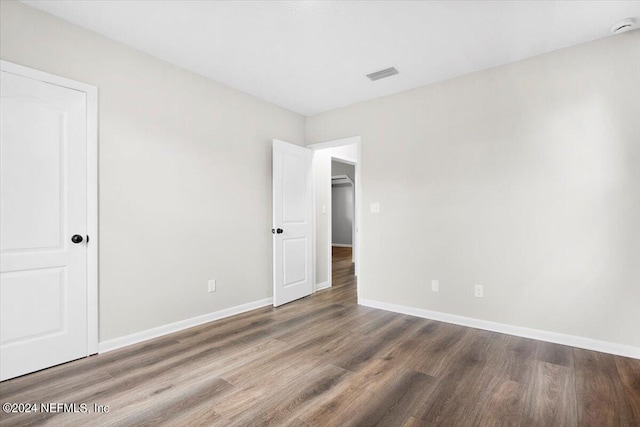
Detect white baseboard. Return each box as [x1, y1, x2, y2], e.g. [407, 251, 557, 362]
[315, 281, 331, 291]
[98, 297, 273, 353]
[359, 298, 640, 359]
[331, 243, 353, 247]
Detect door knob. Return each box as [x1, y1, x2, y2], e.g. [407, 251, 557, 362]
[71, 234, 84, 244]
[276, 228, 283, 234]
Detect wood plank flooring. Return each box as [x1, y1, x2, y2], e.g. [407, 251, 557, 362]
[1, 246, 639, 426]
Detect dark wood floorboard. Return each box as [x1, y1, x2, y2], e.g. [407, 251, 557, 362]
[574, 348, 637, 426]
[1, 246, 638, 426]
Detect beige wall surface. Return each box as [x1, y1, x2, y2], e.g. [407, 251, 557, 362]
[307, 31, 640, 347]
[3, 0, 639, 350]
[1, 1, 305, 341]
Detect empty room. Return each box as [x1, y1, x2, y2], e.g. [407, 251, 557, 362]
[1, 0, 639, 426]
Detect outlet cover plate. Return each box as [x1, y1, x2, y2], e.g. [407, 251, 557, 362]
[474, 284, 483, 298]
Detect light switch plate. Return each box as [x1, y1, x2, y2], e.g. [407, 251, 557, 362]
[322, 205, 327, 214]
[370, 202, 380, 213]
[431, 280, 439, 292]
[208, 279, 216, 292]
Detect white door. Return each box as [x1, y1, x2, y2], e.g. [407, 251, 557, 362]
[1, 70, 89, 380]
[272, 139, 314, 307]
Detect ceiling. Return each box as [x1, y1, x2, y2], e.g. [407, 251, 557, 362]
[22, 1, 640, 116]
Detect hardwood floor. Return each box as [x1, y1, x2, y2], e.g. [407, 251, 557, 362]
[1, 246, 639, 426]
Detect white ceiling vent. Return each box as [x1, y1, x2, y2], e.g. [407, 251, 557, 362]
[611, 18, 637, 34]
[366, 67, 399, 81]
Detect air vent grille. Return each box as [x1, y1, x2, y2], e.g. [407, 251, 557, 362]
[611, 18, 637, 34]
[366, 67, 399, 81]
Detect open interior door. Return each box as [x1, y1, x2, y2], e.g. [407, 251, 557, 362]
[272, 139, 313, 307]
[1, 68, 89, 380]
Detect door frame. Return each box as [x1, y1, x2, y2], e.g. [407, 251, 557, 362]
[308, 136, 361, 297]
[1, 60, 99, 355]
[331, 160, 356, 258]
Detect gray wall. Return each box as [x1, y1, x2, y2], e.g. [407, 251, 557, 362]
[307, 31, 640, 348]
[332, 161, 355, 246]
[1, 0, 305, 341]
[332, 160, 355, 182]
[332, 185, 353, 245]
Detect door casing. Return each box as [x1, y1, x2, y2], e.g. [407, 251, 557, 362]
[308, 136, 361, 298]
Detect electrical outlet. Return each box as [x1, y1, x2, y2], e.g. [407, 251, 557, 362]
[431, 279, 439, 292]
[370, 202, 380, 213]
[208, 279, 216, 292]
[474, 284, 483, 298]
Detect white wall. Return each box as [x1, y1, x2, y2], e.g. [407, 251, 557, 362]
[3, 0, 638, 351]
[307, 31, 640, 348]
[0, 1, 305, 341]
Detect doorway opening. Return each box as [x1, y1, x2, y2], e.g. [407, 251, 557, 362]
[308, 136, 361, 301]
[331, 159, 356, 292]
